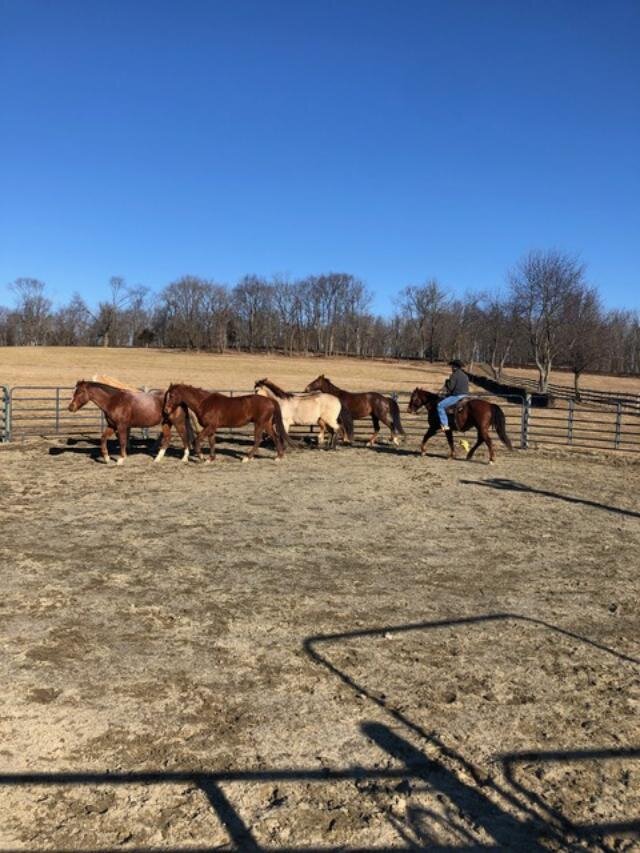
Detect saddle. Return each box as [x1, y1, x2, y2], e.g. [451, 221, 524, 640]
[445, 398, 470, 431]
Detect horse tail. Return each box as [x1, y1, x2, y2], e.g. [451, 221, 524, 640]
[491, 404, 513, 450]
[271, 400, 300, 451]
[389, 396, 405, 436]
[338, 403, 354, 443]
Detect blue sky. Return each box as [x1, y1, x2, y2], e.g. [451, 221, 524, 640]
[1, 0, 639, 315]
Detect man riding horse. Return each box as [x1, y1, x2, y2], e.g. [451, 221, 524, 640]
[438, 359, 469, 431]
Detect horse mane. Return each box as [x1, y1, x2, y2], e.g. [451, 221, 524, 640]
[317, 375, 341, 391]
[81, 380, 127, 394]
[169, 382, 213, 396]
[91, 374, 140, 392]
[255, 378, 292, 399]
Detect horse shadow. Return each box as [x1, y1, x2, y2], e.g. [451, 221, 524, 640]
[460, 477, 640, 519]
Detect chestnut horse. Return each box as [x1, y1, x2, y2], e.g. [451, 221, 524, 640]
[68, 380, 194, 465]
[304, 375, 404, 446]
[407, 388, 513, 463]
[163, 383, 293, 462]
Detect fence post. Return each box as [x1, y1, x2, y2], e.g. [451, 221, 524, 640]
[614, 402, 622, 450]
[567, 398, 574, 446]
[55, 387, 60, 434]
[521, 394, 531, 450]
[1, 386, 9, 442]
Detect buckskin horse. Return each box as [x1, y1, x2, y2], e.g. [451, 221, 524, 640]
[254, 378, 354, 448]
[163, 383, 294, 462]
[407, 388, 513, 463]
[304, 375, 404, 446]
[67, 380, 194, 465]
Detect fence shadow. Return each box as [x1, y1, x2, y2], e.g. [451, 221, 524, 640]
[459, 476, 640, 519]
[2, 613, 637, 850]
[304, 612, 640, 849]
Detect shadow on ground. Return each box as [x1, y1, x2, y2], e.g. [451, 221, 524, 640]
[1, 613, 638, 850]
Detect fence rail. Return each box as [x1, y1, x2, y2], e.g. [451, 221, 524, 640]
[490, 368, 640, 411]
[0, 385, 638, 455]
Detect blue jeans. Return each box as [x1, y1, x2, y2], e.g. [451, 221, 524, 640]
[437, 395, 467, 428]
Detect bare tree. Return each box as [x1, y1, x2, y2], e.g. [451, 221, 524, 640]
[400, 279, 450, 361]
[51, 293, 93, 345]
[92, 276, 143, 347]
[510, 250, 586, 391]
[10, 278, 52, 345]
[560, 286, 603, 398]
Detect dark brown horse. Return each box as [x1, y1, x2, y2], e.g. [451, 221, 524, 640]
[68, 380, 194, 465]
[163, 383, 293, 462]
[407, 388, 513, 463]
[304, 375, 404, 446]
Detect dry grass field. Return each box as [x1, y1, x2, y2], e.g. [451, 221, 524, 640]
[1, 346, 638, 397]
[0, 347, 447, 393]
[0, 348, 639, 850]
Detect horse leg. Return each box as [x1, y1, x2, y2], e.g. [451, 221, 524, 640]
[243, 421, 262, 462]
[265, 417, 284, 461]
[206, 428, 217, 462]
[466, 429, 483, 461]
[483, 426, 496, 463]
[174, 416, 191, 463]
[420, 425, 439, 456]
[367, 414, 380, 447]
[317, 418, 326, 448]
[100, 426, 115, 463]
[194, 425, 212, 461]
[116, 425, 128, 465]
[154, 422, 171, 463]
[446, 428, 456, 460]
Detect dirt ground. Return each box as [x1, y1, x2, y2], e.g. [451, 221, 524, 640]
[0, 413, 639, 851]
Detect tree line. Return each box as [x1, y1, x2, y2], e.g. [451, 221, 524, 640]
[1, 250, 638, 392]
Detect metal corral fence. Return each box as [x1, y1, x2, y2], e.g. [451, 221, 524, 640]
[492, 369, 640, 412]
[1, 385, 639, 454]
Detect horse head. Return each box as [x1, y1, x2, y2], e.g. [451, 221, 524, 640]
[304, 374, 326, 393]
[68, 380, 90, 412]
[163, 383, 183, 415]
[254, 379, 270, 398]
[407, 387, 437, 413]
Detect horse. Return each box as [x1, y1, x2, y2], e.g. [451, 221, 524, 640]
[253, 378, 354, 448]
[304, 375, 404, 446]
[67, 380, 194, 465]
[407, 388, 513, 463]
[163, 383, 293, 462]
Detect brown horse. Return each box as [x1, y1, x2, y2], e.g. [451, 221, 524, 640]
[407, 388, 513, 463]
[163, 383, 293, 462]
[68, 380, 194, 465]
[304, 375, 404, 446]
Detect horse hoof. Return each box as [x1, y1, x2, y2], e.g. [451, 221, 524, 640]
[488, 460, 495, 465]
[116, 458, 125, 466]
[242, 457, 250, 464]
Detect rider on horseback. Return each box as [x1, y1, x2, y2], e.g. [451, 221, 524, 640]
[438, 359, 469, 432]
